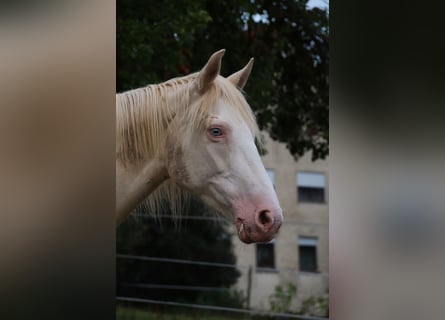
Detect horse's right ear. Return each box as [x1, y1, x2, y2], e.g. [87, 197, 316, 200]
[195, 49, 225, 94]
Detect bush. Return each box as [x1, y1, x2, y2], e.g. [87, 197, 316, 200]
[268, 283, 297, 313]
[300, 289, 329, 317]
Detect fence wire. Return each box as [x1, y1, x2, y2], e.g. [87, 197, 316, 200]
[117, 254, 329, 319]
[116, 253, 328, 275]
[121, 282, 230, 292]
[118, 215, 328, 319]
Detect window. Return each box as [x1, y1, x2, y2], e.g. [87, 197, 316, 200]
[299, 237, 318, 272]
[256, 240, 275, 270]
[297, 172, 326, 203]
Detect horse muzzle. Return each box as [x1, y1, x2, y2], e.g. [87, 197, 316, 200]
[235, 206, 283, 244]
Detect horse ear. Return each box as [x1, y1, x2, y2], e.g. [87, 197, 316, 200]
[227, 58, 254, 90]
[196, 49, 225, 94]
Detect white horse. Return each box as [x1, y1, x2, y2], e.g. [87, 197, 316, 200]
[116, 49, 282, 243]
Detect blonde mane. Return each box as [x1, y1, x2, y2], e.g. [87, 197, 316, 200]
[116, 73, 261, 219]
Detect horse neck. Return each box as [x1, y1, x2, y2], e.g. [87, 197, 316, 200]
[116, 158, 168, 224]
[115, 77, 198, 223]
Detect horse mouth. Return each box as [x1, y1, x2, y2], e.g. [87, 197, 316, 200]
[236, 220, 252, 244]
[235, 216, 280, 244]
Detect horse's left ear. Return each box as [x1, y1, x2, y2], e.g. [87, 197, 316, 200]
[196, 49, 225, 94]
[227, 58, 254, 90]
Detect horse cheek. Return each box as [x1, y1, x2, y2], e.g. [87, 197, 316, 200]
[165, 139, 190, 186]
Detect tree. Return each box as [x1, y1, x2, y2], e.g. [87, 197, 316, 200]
[117, 0, 329, 160]
[117, 0, 211, 90]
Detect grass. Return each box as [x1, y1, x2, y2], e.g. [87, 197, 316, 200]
[116, 305, 268, 320]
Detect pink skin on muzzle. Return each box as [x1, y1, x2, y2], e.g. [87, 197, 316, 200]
[233, 196, 283, 244]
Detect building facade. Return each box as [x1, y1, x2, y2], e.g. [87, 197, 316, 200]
[232, 133, 329, 312]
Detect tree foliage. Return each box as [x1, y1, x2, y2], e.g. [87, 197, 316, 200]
[117, 0, 329, 160]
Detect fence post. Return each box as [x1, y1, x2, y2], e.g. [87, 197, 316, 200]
[246, 265, 252, 309]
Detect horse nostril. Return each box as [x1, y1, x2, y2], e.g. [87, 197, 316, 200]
[258, 210, 274, 229]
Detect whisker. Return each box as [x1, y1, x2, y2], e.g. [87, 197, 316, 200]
[238, 223, 244, 235]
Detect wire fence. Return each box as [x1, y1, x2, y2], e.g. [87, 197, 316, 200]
[119, 211, 328, 319]
[116, 254, 329, 319]
[117, 254, 240, 269]
[116, 253, 328, 275]
[121, 283, 230, 292]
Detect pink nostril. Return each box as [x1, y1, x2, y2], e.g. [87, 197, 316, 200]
[256, 210, 274, 231]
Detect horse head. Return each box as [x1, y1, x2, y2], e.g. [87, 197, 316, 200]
[164, 50, 283, 244]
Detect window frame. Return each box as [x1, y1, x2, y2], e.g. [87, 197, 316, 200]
[296, 171, 326, 204]
[298, 236, 319, 273]
[256, 239, 276, 272]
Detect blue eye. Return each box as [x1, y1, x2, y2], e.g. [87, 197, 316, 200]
[209, 128, 223, 137]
